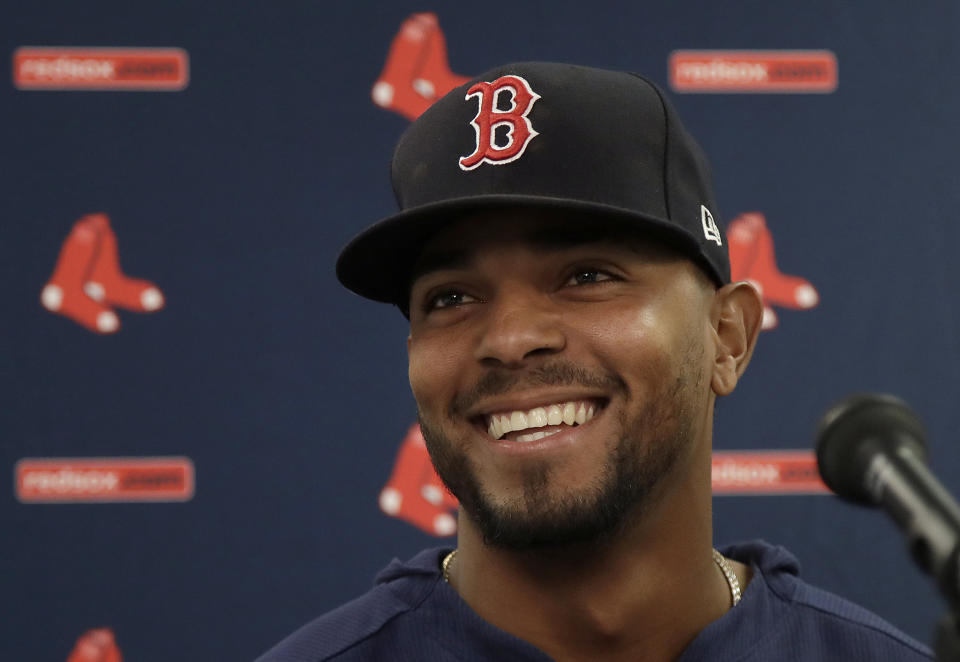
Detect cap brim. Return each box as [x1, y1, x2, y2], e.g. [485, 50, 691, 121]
[335, 194, 704, 308]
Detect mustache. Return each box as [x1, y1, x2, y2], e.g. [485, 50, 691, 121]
[450, 360, 627, 416]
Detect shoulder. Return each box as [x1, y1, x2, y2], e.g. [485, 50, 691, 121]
[723, 541, 933, 661]
[777, 577, 933, 660]
[256, 548, 451, 662]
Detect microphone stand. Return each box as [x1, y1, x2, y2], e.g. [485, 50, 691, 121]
[935, 543, 960, 661]
[858, 446, 960, 661]
[815, 395, 960, 660]
[936, 612, 960, 662]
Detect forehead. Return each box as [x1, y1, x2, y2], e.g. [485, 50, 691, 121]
[410, 211, 687, 280]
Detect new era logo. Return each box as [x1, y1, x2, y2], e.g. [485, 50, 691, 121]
[701, 205, 722, 246]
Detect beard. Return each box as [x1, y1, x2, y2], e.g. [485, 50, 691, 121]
[418, 358, 703, 551]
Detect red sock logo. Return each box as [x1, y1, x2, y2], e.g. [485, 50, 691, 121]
[41, 213, 165, 333]
[371, 13, 469, 121]
[728, 212, 819, 330]
[66, 628, 122, 662]
[379, 424, 458, 537]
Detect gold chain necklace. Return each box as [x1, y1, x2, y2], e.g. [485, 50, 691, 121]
[441, 548, 742, 607]
[441, 548, 457, 583]
[711, 549, 742, 606]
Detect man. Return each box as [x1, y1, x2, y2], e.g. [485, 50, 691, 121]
[258, 62, 932, 661]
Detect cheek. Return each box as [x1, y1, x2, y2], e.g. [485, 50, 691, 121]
[581, 304, 662, 352]
[408, 335, 462, 414]
[407, 342, 433, 406]
[577, 304, 697, 386]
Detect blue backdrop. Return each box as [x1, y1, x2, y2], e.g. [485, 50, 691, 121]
[4, 2, 958, 659]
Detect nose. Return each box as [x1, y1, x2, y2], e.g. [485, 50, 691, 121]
[473, 287, 566, 366]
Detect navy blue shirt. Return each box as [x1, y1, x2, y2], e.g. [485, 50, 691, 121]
[257, 541, 933, 661]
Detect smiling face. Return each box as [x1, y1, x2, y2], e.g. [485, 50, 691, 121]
[407, 212, 721, 549]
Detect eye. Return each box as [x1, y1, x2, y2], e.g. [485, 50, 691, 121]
[425, 289, 478, 311]
[564, 268, 616, 286]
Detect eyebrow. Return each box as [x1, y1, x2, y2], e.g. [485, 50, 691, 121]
[409, 250, 472, 283]
[410, 226, 617, 283]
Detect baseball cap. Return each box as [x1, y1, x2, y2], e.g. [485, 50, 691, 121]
[336, 61, 730, 311]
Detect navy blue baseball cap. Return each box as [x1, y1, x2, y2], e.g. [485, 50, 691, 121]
[336, 61, 730, 310]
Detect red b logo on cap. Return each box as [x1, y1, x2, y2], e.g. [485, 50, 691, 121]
[459, 74, 540, 171]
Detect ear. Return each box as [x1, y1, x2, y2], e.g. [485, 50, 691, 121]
[710, 281, 763, 396]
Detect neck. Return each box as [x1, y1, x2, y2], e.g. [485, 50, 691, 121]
[448, 448, 732, 662]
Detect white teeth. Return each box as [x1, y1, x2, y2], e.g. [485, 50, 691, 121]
[486, 400, 601, 440]
[529, 407, 548, 427]
[547, 404, 563, 426]
[515, 429, 562, 443]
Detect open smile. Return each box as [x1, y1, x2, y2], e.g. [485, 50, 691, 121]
[473, 398, 607, 442]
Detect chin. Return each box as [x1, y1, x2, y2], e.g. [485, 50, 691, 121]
[427, 422, 675, 551]
[468, 478, 632, 550]
[417, 364, 700, 550]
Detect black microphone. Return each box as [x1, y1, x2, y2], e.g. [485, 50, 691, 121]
[816, 393, 960, 607]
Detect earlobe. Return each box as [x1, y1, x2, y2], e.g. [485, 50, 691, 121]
[710, 282, 763, 396]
